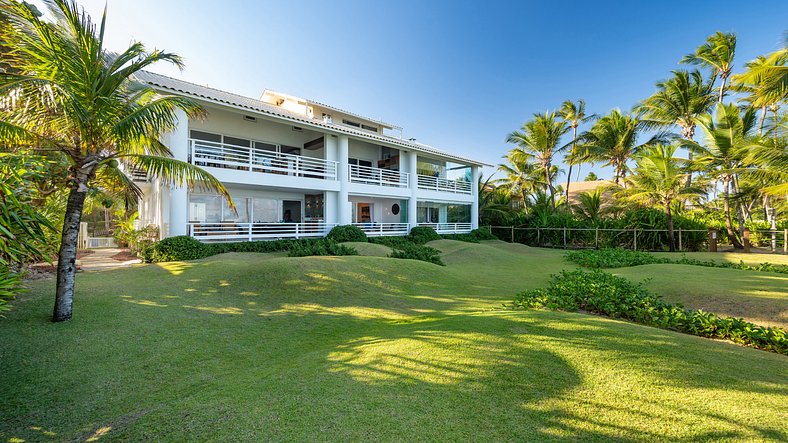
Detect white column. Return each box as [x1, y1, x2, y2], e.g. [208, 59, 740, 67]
[324, 135, 338, 226]
[167, 109, 189, 237]
[337, 135, 351, 225]
[471, 165, 480, 229]
[406, 151, 418, 231]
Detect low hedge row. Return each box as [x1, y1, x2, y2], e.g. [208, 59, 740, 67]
[565, 248, 788, 274]
[513, 269, 787, 355]
[142, 236, 358, 263]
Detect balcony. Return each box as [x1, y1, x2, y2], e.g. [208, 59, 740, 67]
[188, 221, 336, 241]
[351, 222, 410, 236]
[418, 222, 473, 234]
[348, 164, 409, 188]
[417, 175, 472, 194]
[190, 139, 338, 180]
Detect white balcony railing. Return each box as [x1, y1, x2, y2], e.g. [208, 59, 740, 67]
[188, 222, 337, 241]
[190, 139, 338, 180]
[348, 164, 409, 188]
[418, 222, 473, 234]
[351, 222, 410, 236]
[417, 175, 472, 194]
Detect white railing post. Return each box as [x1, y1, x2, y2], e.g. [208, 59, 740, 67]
[248, 223, 253, 241]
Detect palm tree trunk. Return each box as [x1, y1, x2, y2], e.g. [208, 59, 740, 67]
[565, 127, 577, 206]
[53, 175, 90, 322]
[718, 75, 727, 103]
[759, 105, 767, 135]
[545, 165, 555, 210]
[722, 179, 742, 249]
[665, 200, 675, 252]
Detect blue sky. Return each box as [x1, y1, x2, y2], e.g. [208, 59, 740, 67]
[33, 0, 787, 179]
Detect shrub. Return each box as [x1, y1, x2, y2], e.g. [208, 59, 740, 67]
[288, 239, 358, 257]
[0, 268, 22, 314]
[389, 242, 444, 265]
[513, 269, 787, 355]
[408, 226, 441, 244]
[442, 228, 497, 243]
[143, 235, 211, 262]
[327, 225, 367, 243]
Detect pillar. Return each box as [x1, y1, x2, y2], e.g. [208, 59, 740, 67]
[405, 151, 418, 231]
[323, 135, 339, 226]
[337, 135, 351, 225]
[471, 165, 480, 229]
[167, 108, 189, 237]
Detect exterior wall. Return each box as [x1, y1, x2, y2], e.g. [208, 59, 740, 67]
[348, 196, 407, 223]
[348, 139, 380, 163]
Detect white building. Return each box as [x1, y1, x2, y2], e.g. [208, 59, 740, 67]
[133, 72, 485, 242]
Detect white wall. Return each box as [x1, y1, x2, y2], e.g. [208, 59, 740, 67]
[348, 139, 380, 163]
[348, 196, 406, 223]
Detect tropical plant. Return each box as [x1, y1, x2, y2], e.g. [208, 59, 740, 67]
[506, 112, 569, 209]
[681, 31, 737, 103]
[689, 104, 765, 249]
[636, 70, 717, 140]
[559, 99, 594, 203]
[0, 0, 231, 321]
[617, 145, 704, 251]
[578, 109, 669, 185]
[732, 52, 787, 134]
[572, 189, 608, 224]
[584, 171, 598, 181]
[496, 150, 544, 210]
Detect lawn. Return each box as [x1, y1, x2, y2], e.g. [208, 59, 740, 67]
[2, 241, 786, 441]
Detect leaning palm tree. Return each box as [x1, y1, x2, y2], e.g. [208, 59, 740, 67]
[559, 99, 594, 204]
[577, 109, 668, 186]
[618, 145, 704, 252]
[0, 0, 230, 322]
[688, 104, 764, 249]
[681, 31, 737, 103]
[506, 112, 569, 210]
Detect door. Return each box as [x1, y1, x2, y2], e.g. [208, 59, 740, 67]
[282, 200, 302, 223]
[355, 203, 372, 223]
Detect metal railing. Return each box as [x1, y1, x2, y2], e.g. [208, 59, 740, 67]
[348, 164, 409, 188]
[190, 139, 338, 180]
[188, 221, 337, 241]
[417, 175, 472, 194]
[418, 222, 473, 234]
[351, 222, 410, 236]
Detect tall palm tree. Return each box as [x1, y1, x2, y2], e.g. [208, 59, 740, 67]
[496, 149, 543, 211]
[636, 70, 717, 140]
[619, 145, 703, 251]
[506, 112, 569, 210]
[681, 31, 737, 103]
[559, 99, 594, 204]
[732, 54, 787, 134]
[0, 0, 230, 322]
[689, 104, 764, 249]
[578, 109, 668, 185]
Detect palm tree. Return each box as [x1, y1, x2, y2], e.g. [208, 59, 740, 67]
[578, 110, 668, 185]
[573, 188, 608, 225]
[681, 31, 737, 103]
[559, 99, 594, 204]
[0, 0, 230, 322]
[506, 112, 569, 210]
[618, 145, 703, 251]
[496, 150, 543, 212]
[689, 104, 764, 249]
[732, 54, 787, 134]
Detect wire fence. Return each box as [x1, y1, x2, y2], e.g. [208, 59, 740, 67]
[486, 226, 788, 254]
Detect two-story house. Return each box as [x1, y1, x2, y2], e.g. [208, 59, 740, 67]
[132, 71, 485, 242]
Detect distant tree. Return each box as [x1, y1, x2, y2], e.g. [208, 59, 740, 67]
[559, 99, 594, 204]
[681, 31, 737, 103]
[0, 0, 230, 322]
[584, 171, 598, 181]
[506, 112, 569, 210]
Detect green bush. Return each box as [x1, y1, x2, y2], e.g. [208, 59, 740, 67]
[565, 248, 788, 275]
[0, 267, 23, 314]
[513, 269, 787, 355]
[389, 242, 444, 265]
[288, 239, 358, 257]
[143, 236, 212, 262]
[327, 225, 367, 243]
[408, 226, 441, 244]
[442, 228, 497, 243]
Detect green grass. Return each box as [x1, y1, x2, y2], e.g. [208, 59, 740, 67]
[2, 241, 787, 441]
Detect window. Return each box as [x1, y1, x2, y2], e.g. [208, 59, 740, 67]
[361, 124, 378, 132]
[254, 141, 277, 152]
[189, 195, 222, 222]
[223, 136, 251, 148]
[222, 198, 248, 222]
[281, 145, 301, 155]
[349, 158, 373, 167]
[190, 130, 222, 143]
[251, 198, 278, 223]
[342, 119, 361, 128]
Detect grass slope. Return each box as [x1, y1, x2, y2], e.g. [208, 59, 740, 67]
[2, 241, 787, 441]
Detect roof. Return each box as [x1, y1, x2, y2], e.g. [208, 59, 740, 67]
[133, 71, 487, 166]
[566, 180, 614, 203]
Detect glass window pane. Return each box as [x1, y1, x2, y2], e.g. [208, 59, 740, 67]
[190, 130, 222, 143]
[224, 136, 251, 148]
[254, 141, 277, 152]
[223, 197, 248, 222]
[189, 194, 222, 222]
[252, 198, 278, 222]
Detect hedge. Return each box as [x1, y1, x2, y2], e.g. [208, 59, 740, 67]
[143, 236, 358, 262]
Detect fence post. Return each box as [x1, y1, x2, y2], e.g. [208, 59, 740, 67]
[633, 230, 638, 251]
[537, 227, 541, 246]
[784, 229, 787, 254]
[511, 226, 514, 243]
[743, 228, 751, 253]
[488, 225, 492, 234]
[595, 227, 599, 249]
[563, 227, 567, 249]
[678, 228, 682, 251]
